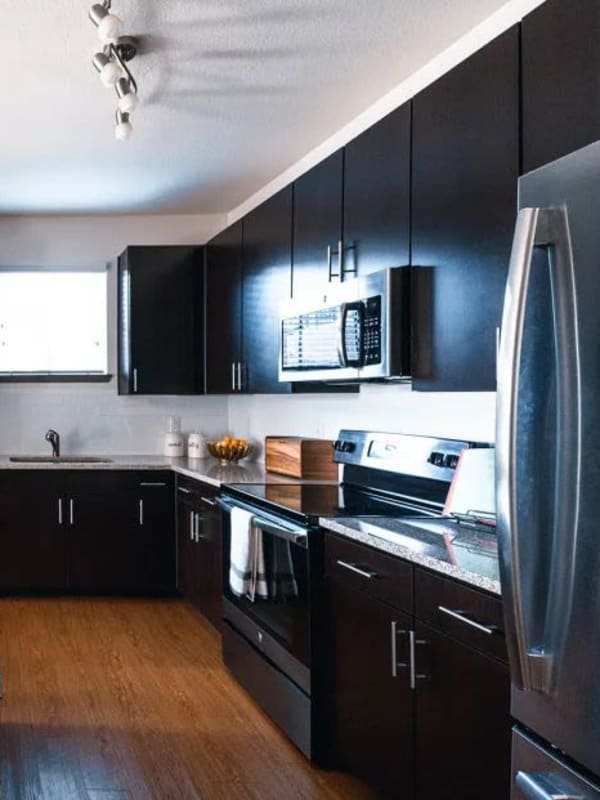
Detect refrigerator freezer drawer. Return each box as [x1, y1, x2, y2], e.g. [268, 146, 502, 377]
[512, 727, 600, 800]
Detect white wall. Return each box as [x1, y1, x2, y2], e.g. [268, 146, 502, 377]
[229, 386, 496, 461]
[0, 213, 230, 455]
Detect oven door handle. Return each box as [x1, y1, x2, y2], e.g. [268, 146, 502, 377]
[216, 496, 309, 548]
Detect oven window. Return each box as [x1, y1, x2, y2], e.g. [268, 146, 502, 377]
[224, 524, 311, 666]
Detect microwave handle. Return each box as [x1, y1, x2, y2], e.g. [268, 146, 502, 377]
[337, 301, 364, 368]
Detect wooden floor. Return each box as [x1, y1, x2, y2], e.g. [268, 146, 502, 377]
[0, 598, 376, 800]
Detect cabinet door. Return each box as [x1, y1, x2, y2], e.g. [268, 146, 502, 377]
[130, 475, 176, 592]
[343, 103, 411, 277]
[66, 472, 133, 591]
[195, 490, 223, 630]
[0, 471, 67, 590]
[522, 0, 600, 174]
[177, 495, 201, 604]
[242, 187, 293, 394]
[411, 28, 519, 391]
[328, 580, 414, 798]
[205, 221, 243, 394]
[292, 151, 343, 298]
[414, 621, 511, 800]
[118, 246, 203, 396]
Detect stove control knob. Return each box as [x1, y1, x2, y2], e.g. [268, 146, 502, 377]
[334, 440, 356, 453]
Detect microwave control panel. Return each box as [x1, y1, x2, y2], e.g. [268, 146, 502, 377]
[363, 296, 382, 365]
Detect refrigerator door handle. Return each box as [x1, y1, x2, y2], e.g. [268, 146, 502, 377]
[497, 206, 581, 695]
[515, 771, 584, 800]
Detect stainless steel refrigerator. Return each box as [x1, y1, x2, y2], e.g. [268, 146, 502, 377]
[497, 140, 600, 798]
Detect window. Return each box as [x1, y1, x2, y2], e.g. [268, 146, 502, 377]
[0, 268, 108, 378]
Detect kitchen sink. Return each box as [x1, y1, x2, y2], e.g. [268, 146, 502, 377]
[9, 456, 113, 464]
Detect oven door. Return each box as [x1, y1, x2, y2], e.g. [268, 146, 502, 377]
[220, 496, 313, 668]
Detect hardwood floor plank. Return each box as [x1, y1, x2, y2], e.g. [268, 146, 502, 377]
[0, 598, 374, 800]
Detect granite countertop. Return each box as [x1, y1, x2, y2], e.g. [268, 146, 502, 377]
[0, 455, 304, 489]
[320, 516, 501, 595]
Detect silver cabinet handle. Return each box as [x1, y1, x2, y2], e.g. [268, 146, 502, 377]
[515, 771, 584, 800]
[335, 559, 377, 579]
[133, 367, 138, 393]
[139, 499, 144, 526]
[438, 605, 498, 635]
[200, 496, 216, 508]
[409, 630, 429, 690]
[327, 244, 333, 281]
[58, 498, 63, 526]
[178, 486, 192, 495]
[391, 620, 398, 677]
[338, 238, 343, 281]
[195, 512, 205, 541]
[140, 481, 167, 488]
[237, 362, 244, 392]
[69, 498, 74, 526]
[231, 362, 236, 392]
[189, 510, 195, 541]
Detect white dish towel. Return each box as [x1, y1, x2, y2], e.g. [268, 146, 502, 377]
[229, 507, 268, 602]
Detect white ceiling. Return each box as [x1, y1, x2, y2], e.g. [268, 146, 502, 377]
[0, 0, 512, 215]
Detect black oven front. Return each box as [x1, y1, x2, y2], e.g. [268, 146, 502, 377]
[218, 494, 321, 670]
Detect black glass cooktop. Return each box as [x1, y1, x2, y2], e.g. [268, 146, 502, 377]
[223, 482, 440, 524]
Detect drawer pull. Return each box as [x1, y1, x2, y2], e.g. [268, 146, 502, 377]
[438, 605, 498, 635]
[336, 560, 378, 580]
[140, 482, 167, 488]
[200, 496, 216, 507]
[178, 486, 192, 494]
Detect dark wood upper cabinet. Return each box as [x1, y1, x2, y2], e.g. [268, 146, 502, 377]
[118, 246, 203, 396]
[411, 28, 519, 391]
[205, 221, 243, 394]
[292, 150, 344, 298]
[521, 0, 600, 174]
[343, 103, 411, 277]
[241, 186, 293, 394]
[414, 621, 511, 800]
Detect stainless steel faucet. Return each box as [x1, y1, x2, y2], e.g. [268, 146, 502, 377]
[45, 429, 60, 458]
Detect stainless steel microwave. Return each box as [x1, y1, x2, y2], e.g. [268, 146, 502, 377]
[279, 267, 410, 383]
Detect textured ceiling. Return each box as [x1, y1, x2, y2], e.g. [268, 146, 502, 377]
[0, 0, 511, 214]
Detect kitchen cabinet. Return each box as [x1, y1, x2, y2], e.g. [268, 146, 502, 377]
[411, 28, 519, 391]
[324, 532, 511, 799]
[205, 222, 243, 394]
[0, 470, 176, 593]
[413, 620, 510, 800]
[521, 0, 600, 174]
[176, 477, 222, 630]
[241, 186, 293, 394]
[343, 103, 411, 277]
[0, 471, 67, 590]
[118, 246, 204, 395]
[292, 150, 344, 298]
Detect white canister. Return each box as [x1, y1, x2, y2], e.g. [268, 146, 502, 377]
[187, 432, 206, 459]
[164, 416, 185, 458]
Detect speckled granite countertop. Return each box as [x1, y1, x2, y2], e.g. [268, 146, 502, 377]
[0, 456, 304, 488]
[321, 516, 501, 595]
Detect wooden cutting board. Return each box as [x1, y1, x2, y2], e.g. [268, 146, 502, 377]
[265, 437, 338, 480]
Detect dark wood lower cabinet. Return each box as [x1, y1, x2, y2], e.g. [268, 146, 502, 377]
[176, 478, 222, 630]
[0, 470, 176, 594]
[328, 580, 414, 798]
[325, 532, 511, 799]
[414, 621, 511, 800]
[0, 471, 68, 590]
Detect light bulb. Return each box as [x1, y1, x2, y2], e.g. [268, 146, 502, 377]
[116, 78, 139, 113]
[100, 60, 122, 87]
[116, 111, 133, 141]
[98, 13, 123, 42]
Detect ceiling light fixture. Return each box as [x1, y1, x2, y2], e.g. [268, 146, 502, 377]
[89, 2, 140, 141]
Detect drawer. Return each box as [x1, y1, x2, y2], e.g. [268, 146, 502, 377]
[415, 567, 506, 662]
[176, 475, 218, 509]
[324, 532, 413, 614]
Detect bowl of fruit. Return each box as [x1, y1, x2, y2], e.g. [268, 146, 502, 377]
[207, 436, 251, 465]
